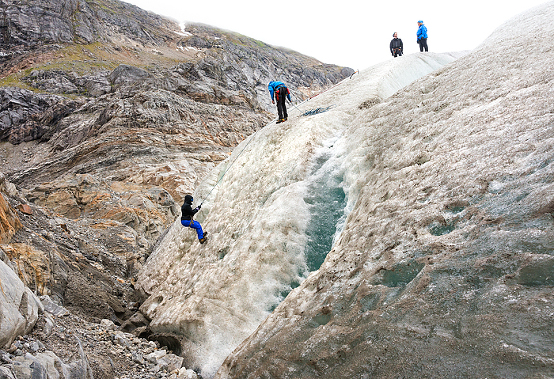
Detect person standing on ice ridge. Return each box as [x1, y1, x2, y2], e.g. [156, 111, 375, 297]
[390, 32, 403, 57]
[268, 80, 291, 124]
[417, 20, 428, 52]
[181, 194, 208, 244]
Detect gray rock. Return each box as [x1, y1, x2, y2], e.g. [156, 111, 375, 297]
[42, 315, 54, 337]
[39, 295, 69, 317]
[0, 260, 42, 349]
[9, 343, 93, 379]
[24, 70, 80, 94]
[28, 342, 40, 353]
[163, 354, 184, 373]
[100, 319, 117, 331]
[0, 87, 80, 144]
[0, 366, 16, 379]
[131, 351, 144, 365]
[145, 349, 166, 365]
[0, 0, 181, 49]
[109, 64, 152, 87]
[120, 311, 149, 333]
[113, 332, 132, 348]
[0, 351, 13, 364]
[176, 368, 198, 379]
[79, 73, 112, 97]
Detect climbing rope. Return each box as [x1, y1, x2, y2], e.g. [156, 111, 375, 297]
[198, 128, 260, 206]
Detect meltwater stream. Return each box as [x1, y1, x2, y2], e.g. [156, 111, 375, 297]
[304, 136, 347, 272]
[273, 135, 348, 309]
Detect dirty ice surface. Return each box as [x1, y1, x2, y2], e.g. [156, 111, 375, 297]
[136, 51, 463, 377]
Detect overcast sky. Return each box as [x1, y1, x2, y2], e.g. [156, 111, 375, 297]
[124, 0, 548, 70]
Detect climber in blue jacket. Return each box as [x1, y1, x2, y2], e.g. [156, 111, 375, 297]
[417, 20, 428, 52]
[268, 81, 292, 124]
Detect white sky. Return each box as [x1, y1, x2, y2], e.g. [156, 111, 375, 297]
[124, 0, 549, 70]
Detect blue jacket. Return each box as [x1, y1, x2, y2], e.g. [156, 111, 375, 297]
[417, 24, 428, 40]
[268, 81, 291, 101]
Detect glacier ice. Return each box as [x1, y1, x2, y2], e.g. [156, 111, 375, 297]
[136, 51, 463, 377]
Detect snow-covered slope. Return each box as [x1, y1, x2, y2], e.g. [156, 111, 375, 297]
[135, 52, 462, 376]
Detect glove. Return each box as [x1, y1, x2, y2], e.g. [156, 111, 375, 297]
[197, 204, 201, 210]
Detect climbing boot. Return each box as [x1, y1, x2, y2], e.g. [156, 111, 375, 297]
[276, 119, 284, 124]
[199, 232, 208, 244]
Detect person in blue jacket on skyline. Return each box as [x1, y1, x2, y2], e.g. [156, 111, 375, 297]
[417, 20, 428, 52]
[268, 80, 291, 124]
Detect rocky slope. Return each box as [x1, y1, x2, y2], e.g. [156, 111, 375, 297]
[0, 0, 352, 377]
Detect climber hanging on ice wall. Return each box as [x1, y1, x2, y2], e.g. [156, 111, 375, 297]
[181, 194, 208, 244]
[268, 80, 292, 124]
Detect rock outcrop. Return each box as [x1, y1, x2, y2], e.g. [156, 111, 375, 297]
[0, 173, 21, 242]
[0, 171, 148, 323]
[0, 0, 180, 48]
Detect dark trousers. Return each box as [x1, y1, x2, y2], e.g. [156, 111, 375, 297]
[418, 38, 428, 52]
[392, 48, 402, 57]
[276, 86, 288, 120]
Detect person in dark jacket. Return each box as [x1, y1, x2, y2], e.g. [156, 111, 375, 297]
[417, 20, 428, 52]
[268, 81, 292, 124]
[181, 194, 207, 243]
[390, 32, 403, 57]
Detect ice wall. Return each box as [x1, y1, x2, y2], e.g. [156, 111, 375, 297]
[215, 2, 554, 379]
[136, 52, 462, 377]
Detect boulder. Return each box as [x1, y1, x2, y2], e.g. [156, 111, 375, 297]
[8, 342, 93, 379]
[0, 260, 43, 349]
